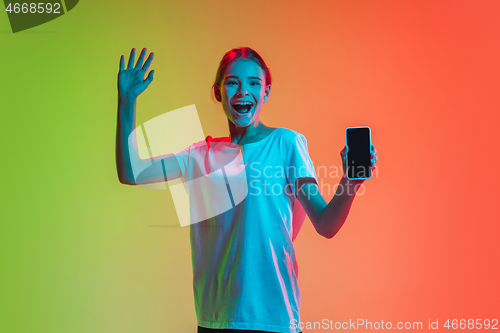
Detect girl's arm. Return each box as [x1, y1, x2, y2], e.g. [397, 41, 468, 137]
[116, 96, 181, 185]
[297, 179, 359, 239]
[116, 48, 182, 185]
[297, 145, 378, 238]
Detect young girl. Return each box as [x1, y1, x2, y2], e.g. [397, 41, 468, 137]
[116, 47, 378, 333]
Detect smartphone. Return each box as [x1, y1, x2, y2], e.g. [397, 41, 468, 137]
[345, 126, 372, 180]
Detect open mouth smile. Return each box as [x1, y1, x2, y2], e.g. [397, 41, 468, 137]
[232, 101, 254, 114]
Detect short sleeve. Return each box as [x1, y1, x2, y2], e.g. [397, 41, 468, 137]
[284, 132, 318, 199]
[171, 136, 212, 180]
[172, 147, 189, 179]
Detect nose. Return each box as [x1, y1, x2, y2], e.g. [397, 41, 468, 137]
[236, 86, 249, 96]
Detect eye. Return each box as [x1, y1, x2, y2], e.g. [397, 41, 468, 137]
[226, 80, 238, 86]
[250, 81, 261, 86]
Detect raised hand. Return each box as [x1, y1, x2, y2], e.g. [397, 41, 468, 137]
[340, 144, 378, 186]
[118, 48, 155, 99]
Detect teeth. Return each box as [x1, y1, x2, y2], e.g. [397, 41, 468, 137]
[233, 102, 252, 114]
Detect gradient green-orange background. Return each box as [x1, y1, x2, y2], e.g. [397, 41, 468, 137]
[1, 1, 499, 332]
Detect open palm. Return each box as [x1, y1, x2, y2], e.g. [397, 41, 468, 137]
[118, 48, 154, 99]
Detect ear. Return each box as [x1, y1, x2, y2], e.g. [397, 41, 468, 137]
[263, 84, 271, 103]
[214, 84, 222, 102]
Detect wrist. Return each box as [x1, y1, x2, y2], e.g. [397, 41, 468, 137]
[339, 177, 364, 193]
[118, 92, 137, 104]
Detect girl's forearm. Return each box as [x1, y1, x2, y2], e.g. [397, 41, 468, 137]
[115, 95, 140, 184]
[115, 94, 184, 185]
[319, 178, 361, 239]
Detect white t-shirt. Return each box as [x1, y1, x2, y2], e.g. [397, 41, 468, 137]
[173, 127, 318, 333]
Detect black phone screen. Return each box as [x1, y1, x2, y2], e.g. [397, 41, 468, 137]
[346, 127, 372, 179]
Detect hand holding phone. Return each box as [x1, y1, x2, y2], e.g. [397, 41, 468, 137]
[342, 126, 378, 181]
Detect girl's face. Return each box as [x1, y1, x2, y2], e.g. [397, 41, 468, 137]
[220, 59, 270, 128]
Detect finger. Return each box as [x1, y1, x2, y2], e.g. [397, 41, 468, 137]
[144, 70, 154, 86]
[119, 55, 125, 71]
[135, 48, 147, 69]
[142, 52, 154, 72]
[127, 48, 136, 70]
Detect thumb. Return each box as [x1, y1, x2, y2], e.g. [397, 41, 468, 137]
[144, 70, 154, 86]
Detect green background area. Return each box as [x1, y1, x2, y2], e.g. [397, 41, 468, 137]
[1, 1, 202, 332]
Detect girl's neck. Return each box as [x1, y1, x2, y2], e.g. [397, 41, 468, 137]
[228, 119, 269, 145]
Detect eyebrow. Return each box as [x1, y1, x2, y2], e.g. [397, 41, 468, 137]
[225, 76, 262, 81]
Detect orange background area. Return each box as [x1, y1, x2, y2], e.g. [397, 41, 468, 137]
[152, 0, 500, 328]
